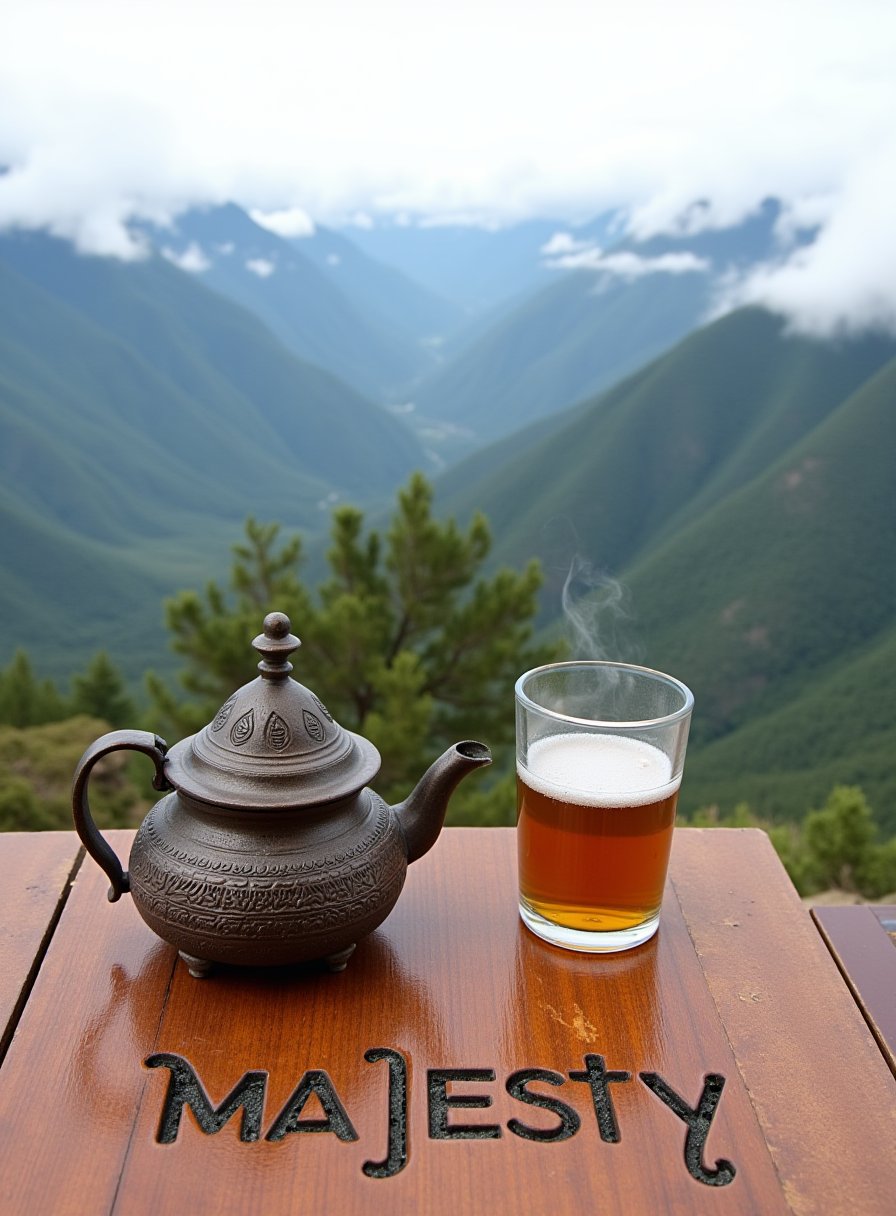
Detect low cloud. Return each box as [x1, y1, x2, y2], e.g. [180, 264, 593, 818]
[245, 257, 275, 278]
[0, 159, 151, 259]
[713, 147, 896, 337]
[250, 207, 315, 238]
[161, 241, 210, 273]
[0, 0, 894, 333]
[545, 242, 710, 280]
[540, 231, 594, 257]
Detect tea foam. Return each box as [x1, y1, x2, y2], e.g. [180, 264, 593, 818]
[519, 733, 680, 808]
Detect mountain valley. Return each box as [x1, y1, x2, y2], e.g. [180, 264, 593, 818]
[1, 204, 893, 829]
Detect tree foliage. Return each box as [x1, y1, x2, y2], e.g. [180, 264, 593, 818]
[683, 786, 896, 899]
[0, 648, 133, 729]
[1, 475, 893, 905]
[0, 650, 69, 727]
[148, 473, 561, 801]
[70, 652, 136, 727]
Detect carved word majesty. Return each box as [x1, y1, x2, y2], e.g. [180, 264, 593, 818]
[145, 1049, 736, 1187]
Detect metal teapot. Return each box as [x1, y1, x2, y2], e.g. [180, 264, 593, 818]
[72, 612, 491, 976]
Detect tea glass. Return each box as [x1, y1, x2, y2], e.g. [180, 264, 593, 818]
[515, 661, 693, 952]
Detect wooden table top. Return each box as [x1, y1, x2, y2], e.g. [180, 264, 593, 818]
[1, 827, 894, 1215]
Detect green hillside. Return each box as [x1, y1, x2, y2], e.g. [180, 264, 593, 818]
[0, 233, 423, 494]
[0, 485, 185, 678]
[625, 353, 896, 826]
[0, 238, 425, 677]
[436, 309, 896, 825]
[415, 266, 711, 446]
[411, 202, 787, 447]
[678, 623, 896, 833]
[439, 309, 895, 603]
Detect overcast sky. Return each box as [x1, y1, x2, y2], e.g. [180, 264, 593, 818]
[1, 0, 895, 335]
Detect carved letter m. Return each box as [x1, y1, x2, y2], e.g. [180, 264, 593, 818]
[146, 1053, 268, 1144]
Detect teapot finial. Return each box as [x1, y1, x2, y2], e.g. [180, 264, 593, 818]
[253, 611, 301, 680]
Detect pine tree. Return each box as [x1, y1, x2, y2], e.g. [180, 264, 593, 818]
[70, 652, 135, 728]
[149, 473, 561, 802]
[0, 650, 69, 727]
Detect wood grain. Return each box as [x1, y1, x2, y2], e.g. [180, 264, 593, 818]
[1, 828, 894, 1215]
[112, 829, 785, 1216]
[670, 828, 896, 1216]
[0, 831, 82, 1058]
[812, 904, 896, 1075]
[0, 830, 177, 1216]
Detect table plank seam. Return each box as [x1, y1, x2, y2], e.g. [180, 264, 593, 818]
[811, 910, 896, 1081]
[0, 844, 86, 1068]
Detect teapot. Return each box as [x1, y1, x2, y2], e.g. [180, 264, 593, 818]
[72, 612, 491, 977]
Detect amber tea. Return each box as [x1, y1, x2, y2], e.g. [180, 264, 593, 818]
[517, 734, 679, 936]
[515, 662, 693, 953]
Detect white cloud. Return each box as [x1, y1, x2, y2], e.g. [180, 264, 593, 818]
[546, 246, 710, 280]
[326, 253, 341, 266]
[772, 195, 835, 246]
[245, 257, 275, 278]
[0, 0, 894, 330]
[540, 232, 594, 257]
[714, 147, 896, 336]
[250, 206, 315, 238]
[161, 241, 210, 272]
[216, 241, 235, 255]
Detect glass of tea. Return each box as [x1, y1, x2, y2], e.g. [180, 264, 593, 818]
[515, 661, 693, 953]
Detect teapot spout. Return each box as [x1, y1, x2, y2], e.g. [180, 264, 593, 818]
[392, 741, 492, 864]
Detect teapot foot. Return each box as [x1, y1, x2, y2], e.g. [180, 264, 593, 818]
[324, 944, 356, 972]
[179, 951, 214, 978]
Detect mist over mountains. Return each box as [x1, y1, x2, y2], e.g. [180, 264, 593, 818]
[1, 200, 893, 825]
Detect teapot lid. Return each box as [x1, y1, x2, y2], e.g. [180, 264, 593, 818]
[164, 612, 381, 810]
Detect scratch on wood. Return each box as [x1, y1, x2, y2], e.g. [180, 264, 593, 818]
[541, 1002, 599, 1041]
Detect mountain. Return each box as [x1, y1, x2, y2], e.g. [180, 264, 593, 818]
[411, 202, 786, 449]
[0, 233, 425, 676]
[625, 350, 896, 828]
[341, 215, 603, 313]
[145, 204, 449, 399]
[289, 224, 464, 348]
[438, 307, 893, 581]
[436, 307, 896, 826]
[675, 622, 896, 833]
[414, 267, 711, 450]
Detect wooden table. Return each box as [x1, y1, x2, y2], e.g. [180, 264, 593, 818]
[1, 827, 894, 1215]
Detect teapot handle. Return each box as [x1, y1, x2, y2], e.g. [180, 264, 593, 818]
[72, 730, 172, 903]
